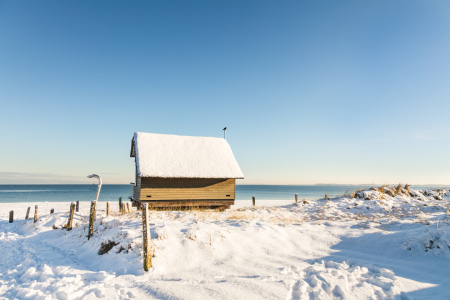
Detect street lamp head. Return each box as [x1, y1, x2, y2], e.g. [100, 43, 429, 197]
[87, 174, 102, 202]
[87, 174, 102, 185]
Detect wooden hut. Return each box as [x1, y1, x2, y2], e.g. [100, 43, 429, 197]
[130, 132, 244, 209]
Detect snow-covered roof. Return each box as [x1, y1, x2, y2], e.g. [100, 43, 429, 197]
[131, 132, 244, 179]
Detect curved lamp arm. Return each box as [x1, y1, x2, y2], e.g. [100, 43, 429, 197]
[87, 174, 102, 202]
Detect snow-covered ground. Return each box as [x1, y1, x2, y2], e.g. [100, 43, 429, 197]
[1, 186, 450, 299]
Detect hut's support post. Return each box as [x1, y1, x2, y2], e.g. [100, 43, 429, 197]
[9, 211, 13, 223]
[76, 201, 79, 212]
[88, 201, 96, 240]
[119, 197, 122, 213]
[295, 194, 298, 203]
[67, 202, 75, 231]
[106, 202, 110, 217]
[142, 203, 152, 271]
[126, 203, 130, 213]
[50, 208, 54, 214]
[252, 196, 255, 206]
[34, 205, 38, 223]
[25, 207, 31, 220]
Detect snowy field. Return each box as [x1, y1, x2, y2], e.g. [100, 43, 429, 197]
[1, 186, 450, 299]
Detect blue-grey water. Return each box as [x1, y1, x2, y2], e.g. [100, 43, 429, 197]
[0, 184, 447, 203]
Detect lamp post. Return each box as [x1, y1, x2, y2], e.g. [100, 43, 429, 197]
[87, 174, 102, 202]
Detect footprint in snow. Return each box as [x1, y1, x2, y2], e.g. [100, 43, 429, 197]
[286, 261, 405, 300]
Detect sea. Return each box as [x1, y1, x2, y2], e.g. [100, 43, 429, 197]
[0, 184, 448, 203]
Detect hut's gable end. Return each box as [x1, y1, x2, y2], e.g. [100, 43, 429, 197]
[130, 138, 136, 157]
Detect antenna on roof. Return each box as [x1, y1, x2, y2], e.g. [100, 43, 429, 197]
[223, 127, 227, 139]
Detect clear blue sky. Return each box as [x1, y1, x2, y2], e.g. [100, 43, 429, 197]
[1, 1, 450, 185]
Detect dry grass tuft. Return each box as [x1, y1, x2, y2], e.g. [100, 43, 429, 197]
[351, 188, 365, 198]
[98, 240, 119, 255]
[378, 185, 387, 194]
[385, 188, 395, 197]
[226, 211, 249, 220]
[396, 183, 402, 194]
[145, 202, 227, 212]
[405, 184, 411, 194]
[187, 231, 197, 241]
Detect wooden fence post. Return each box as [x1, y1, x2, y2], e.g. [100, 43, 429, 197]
[119, 197, 122, 213]
[142, 203, 152, 271]
[252, 196, 255, 206]
[50, 208, 54, 214]
[295, 194, 298, 203]
[34, 205, 38, 223]
[121, 203, 126, 215]
[76, 201, 79, 212]
[106, 201, 110, 217]
[67, 202, 75, 231]
[126, 203, 130, 213]
[88, 201, 96, 240]
[9, 211, 13, 223]
[25, 207, 31, 220]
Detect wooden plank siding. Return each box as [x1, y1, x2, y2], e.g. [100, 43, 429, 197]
[133, 177, 141, 202]
[138, 178, 235, 201]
